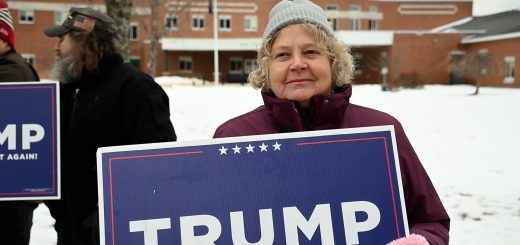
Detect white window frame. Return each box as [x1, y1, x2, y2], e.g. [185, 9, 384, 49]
[179, 56, 193, 72]
[19, 9, 35, 24]
[351, 19, 361, 31]
[219, 15, 231, 32]
[54, 11, 68, 25]
[229, 57, 243, 74]
[244, 15, 257, 32]
[165, 14, 178, 31]
[244, 59, 258, 74]
[368, 19, 377, 30]
[21, 53, 35, 67]
[368, 6, 378, 31]
[350, 5, 361, 31]
[504, 56, 515, 84]
[129, 22, 139, 41]
[192, 15, 205, 31]
[327, 4, 339, 31]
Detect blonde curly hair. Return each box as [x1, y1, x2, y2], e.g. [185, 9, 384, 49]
[249, 22, 354, 91]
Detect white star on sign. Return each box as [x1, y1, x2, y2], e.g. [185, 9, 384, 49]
[246, 144, 255, 153]
[232, 144, 242, 154]
[219, 146, 228, 155]
[259, 143, 268, 152]
[273, 141, 282, 151]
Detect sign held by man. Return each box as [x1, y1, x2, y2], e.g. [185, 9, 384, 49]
[0, 81, 60, 200]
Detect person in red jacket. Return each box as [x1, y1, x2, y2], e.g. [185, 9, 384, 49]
[0, 1, 40, 245]
[213, 0, 450, 244]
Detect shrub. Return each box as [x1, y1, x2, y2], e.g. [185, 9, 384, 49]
[397, 72, 424, 89]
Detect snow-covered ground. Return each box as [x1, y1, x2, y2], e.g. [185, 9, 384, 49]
[30, 77, 520, 244]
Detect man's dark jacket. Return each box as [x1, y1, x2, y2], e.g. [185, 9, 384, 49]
[214, 85, 450, 245]
[48, 54, 176, 242]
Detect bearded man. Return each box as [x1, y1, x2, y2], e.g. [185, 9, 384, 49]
[44, 7, 177, 245]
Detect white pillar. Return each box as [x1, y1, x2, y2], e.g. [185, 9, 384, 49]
[213, 0, 220, 85]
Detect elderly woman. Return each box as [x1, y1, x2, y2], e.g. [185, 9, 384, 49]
[213, 0, 449, 244]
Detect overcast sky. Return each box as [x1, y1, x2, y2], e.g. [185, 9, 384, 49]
[473, 0, 520, 15]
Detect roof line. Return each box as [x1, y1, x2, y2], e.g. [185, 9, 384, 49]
[462, 32, 520, 44]
[430, 16, 473, 32]
[371, 0, 472, 2]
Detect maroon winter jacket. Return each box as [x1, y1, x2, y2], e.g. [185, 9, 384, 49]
[214, 85, 450, 244]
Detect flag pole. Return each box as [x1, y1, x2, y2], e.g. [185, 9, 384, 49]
[212, 0, 220, 85]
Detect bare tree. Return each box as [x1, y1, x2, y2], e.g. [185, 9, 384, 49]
[451, 50, 499, 95]
[105, 0, 133, 61]
[134, 0, 194, 76]
[148, 0, 160, 77]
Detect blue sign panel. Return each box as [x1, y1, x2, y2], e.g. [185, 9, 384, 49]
[0, 82, 60, 200]
[97, 126, 408, 245]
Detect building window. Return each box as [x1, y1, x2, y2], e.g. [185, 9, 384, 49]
[504, 56, 515, 84]
[179, 56, 192, 72]
[351, 19, 360, 31]
[165, 15, 178, 31]
[21, 54, 35, 66]
[54, 11, 68, 25]
[327, 4, 339, 31]
[128, 23, 138, 41]
[350, 5, 361, 31]
[219, 15, 231, 32]
[368, 20, 377, 30]
[368, 19, 377, 30]
[192, 15, 205, 31]
[229, 58, 243, 74]
[19, 10, 34, 24]
[244, 59, 258, 73]
[244, 15, 257, 32]
[368, 6, 378, 30]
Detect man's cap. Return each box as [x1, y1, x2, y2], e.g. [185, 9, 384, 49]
[263, 0, 333, 43]
[44, 7, 116, 40]
[0, 0, 15, 48]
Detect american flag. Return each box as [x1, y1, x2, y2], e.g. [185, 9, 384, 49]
[73, 15, 96, 32]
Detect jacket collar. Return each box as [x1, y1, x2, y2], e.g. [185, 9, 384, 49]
[0, 48, 15, 57]
[70, 53, 123, 88]
[261, 84, 352, 132]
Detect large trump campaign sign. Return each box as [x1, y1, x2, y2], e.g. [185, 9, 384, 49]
[97, 126, 408, 245]
[0, 81, 60, 200]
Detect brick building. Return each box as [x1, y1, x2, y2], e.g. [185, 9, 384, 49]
[6, 0, 519, 87]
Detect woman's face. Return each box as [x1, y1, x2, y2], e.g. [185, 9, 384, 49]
[268, 25, 332, 109]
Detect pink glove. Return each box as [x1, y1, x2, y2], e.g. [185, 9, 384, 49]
[387, 234, 429, 245]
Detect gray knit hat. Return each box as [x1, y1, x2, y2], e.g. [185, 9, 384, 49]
[263, 0, 333, 42]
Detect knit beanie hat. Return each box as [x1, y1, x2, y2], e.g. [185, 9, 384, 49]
[0, 0, 15, 48]
[263, 0, 333, 43]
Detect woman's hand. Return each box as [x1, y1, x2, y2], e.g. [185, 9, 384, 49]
[387, 234, 429, 245]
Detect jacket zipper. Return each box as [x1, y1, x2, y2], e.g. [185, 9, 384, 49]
[70, 88, 80, 130]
